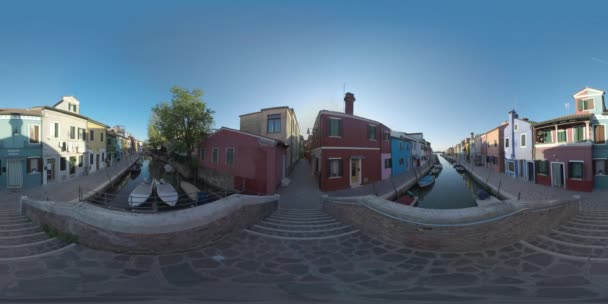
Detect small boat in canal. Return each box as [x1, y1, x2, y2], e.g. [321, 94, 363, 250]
[430, 167, 441, 175]
[433, 163, 443, 169]
[128, 177, 155, 207]
[155, 178, 179, 206]
[180, 181, 202, 202]
[397, 191, 418, 206]
[454, 164, 465, 173]
[417, 175, 435, 188]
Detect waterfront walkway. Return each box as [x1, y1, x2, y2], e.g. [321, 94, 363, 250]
[448, 156, 608, 210]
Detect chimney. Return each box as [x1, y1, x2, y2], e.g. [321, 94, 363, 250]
[344, 92, 355, 115]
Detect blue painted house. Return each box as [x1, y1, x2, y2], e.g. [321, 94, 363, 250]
[390, 131, 415, 176]
[503, 110, 535, 181]
[0, 109, 43, 189]
[572, 87, 608, 189]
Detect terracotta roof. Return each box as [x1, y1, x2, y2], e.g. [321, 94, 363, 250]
[318, 110, 386, 127]
[0, 108, 42, 116]
[239, 106, 291, 117]
[209, 127, 288, 147]
[31, 106, 109, 128]
[532, 113, 593, 127]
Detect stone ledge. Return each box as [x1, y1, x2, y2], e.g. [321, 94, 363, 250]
[21, 194, 278, 254]
[323, 195, 579, 251]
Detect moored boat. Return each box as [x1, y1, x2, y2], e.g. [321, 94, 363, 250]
[180, 181, 202, 202]
[434, 164, 443, 169]
[397, 191, 418, 206]
[156, 178, 179, 206]
[129, 177, 155, 207]
[431, 168, 441, 175]
[417, 174, 435, 188]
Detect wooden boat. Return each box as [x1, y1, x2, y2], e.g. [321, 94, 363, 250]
[129, 178, 154, 207]
[397, 191, 418, 206]
[434, 164, 443, 169]
[417, 174, 435, 188]
[155, 178, 179, 206]
[454, 164, 465, 173]
[430, 168, 440, 175]
[180, 181, 201, 202]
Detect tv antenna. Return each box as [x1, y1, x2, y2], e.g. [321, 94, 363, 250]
[564, 101, 571, 112]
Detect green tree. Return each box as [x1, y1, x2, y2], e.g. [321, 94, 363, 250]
[152, 86, 214, 163]
[147, 113, 163, 150]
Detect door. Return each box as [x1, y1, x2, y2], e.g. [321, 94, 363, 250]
[46, 158, 55, 182]
[350, 158, 361, 186]
[96, 154, 100, 170]
[281, 155, 286, 179]
[551, 163, 564, 187]
[527, 162, 534, 182]
[519, 160, 524, 177]
[7, 159, 23, 188]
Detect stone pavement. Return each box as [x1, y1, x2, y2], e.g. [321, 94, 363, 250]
[278, 160, 322, 209]
[448, 156, 608, 210]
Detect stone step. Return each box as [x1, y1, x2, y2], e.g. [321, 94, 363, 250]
[272, 209, 328, 215]
[526, 236, 608, 259]
[0, 238, 67, 258]
[275, 208, 324, 213]
[268, 214, 333, 221]
[245, 228, 359, 241]
[578, 210, 608, 216]
[248, 224, 357, 239]
[574, 214, 608, 221]
[548, 230, 608, 247]
[570, 218, 608, 225]
[263, 217, 338, 225]
[0, 232, 49, 246]
[0, 218, 30, 225]
[0, 222, 37, 231]
[0, 226, 43, 237]
[257, 220, 345, 231]
[556, 226, 608, 238]
[0, 211, 21, 216]
[563, 222, 608, 231]
[272, 212, 329, 218]
[0, 215, 28, 221]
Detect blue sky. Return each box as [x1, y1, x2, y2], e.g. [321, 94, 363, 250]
[1, 0, 608, 150]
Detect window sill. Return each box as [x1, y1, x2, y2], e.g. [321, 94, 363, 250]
[328, 176, 342, 179]
[328, 136, 342, 138]
[569, 178, 584, 180]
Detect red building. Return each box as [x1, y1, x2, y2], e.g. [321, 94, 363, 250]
[310, 93, 391, 192]
[197, 127, 287, 195]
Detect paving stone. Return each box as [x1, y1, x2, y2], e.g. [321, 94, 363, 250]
[418, 273, 478, 286]
[133, 256, 155, 269]
[415, 251, 436, 259]
[122, 268, 148, 277]
[334, 272, 371, 282]
[14, 268, 47, 278]
[113, 254, 131, 262]
[161, 263, 213, 286]
[280, 264, 309, 275]
[318, 267, 336, 274]
[492, 276, 525, 284]
[522, 253, 554, 267]
[546, 263, 583, 276]
[277, 282, 338, 296]
[536, 276, 590, 287]
[191, 258, 221, 269]
[11, 276, 80, 295]
[493, 266, 518, 277]
[521, 262, 541, 273]
[456, 285, 527, 296]
[381, 254, 406, 262]
[405, 257, 429, 265]
[372, 247, 387, 255]
[361, 292, 483, 301]
[590, 262, 608, 276]
[536, 287, 598, 298]
[158, 254, 183, 266]
[235, 260, 261, 272]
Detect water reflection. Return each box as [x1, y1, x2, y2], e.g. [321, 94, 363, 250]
[405, 156, 485, 209]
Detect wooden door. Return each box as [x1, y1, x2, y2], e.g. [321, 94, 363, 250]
[7, 159, 23, 188]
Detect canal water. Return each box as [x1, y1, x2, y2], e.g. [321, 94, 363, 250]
[405, 155, 488, 209]
[91, 158, 210, 210]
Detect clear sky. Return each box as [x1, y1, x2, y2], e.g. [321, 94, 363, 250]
[1, 0, 608, 151]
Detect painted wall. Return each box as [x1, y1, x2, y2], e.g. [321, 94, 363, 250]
[381, 153, 391, 180]
[391, 137, 413, 176]
[0, 114, 43, 188]
[198, 128, 286, 195]
[503, 111, 533, 178]
[534, 144, 593, 192]
[86, 120, 108, 174]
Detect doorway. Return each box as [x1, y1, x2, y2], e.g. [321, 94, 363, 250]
[350, 158, 361, 187]
[47, 158, 55, 183]
[527, 161, 534, 182]
[551, 162, 565, 187]
[7, 159, 23, 188]
[96, 154, 100, 170]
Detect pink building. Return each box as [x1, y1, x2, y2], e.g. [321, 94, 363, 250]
[197, 127, 287, 195]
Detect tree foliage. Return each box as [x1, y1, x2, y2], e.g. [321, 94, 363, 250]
[152, 86, 214, 162]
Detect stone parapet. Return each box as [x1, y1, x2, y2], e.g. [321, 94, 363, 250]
[21, 194, 277, 254]
[323, 195, 579, 252]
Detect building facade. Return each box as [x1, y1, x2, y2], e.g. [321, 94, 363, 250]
[309, 93, 391, 192]
[86, 119, 108, 174]
[239, 106, 301, 177]
[485, 124, 507, 172]
[0, 109, 43, 189]
[390, 131, 415, 177]
[503, 110, 535, 181]
[197, 127, 287, 195]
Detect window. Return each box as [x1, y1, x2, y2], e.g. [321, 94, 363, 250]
[595, 125, 606, 144]
[90, 130, 95, 141]
[51, 122, 59, 138]
[267, 114, 281, 133]
[535, 160, 548, 175]
[384, 158, 392, 169]
[399, 142, 403, 151]
[368, 125, 377, 141]
[102, 152, 105, 162]
[226, 148, 234, 166]
[78, 155, 83, 167]
[212, 148, 219, 163]
[539, 129, 552, 143]
[505, 138, 509, 148]
[101, 132, 104, 142]
[384, 132, 390, 141]
[27, 158, 41, 174]
[200, 149, 205, 161]
[69, 157, 76, 174]
[573, 126, 585, 142]
[557, 130, 566, 143]
[328, 118, 342, 137]
[68, 103, 78, 112]
[399, 158, 404, 165]
[594, 160, 607, 175]
[82, 129, 87, 140]
[70, 126, 76, 139]
[327, 159, 342, 178]
[508, 161, 515, 173]
[520, 134, 527, 147]
[578, 99, 594, 111]
[569, 162, 584, 179]
[514, 124, 518, 131]
[90, 154, 94, 165]
[29, 125, 40, 144]
[60, 157, 67, 171]
[61, 142, 66, 152]
[494, 140, 497, 148]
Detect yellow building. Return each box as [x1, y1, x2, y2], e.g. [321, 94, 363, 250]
[86, 119, 109, 173]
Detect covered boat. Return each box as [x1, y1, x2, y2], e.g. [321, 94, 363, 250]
[180, 181, 202, 202]
[129, 177, 154, 207]
[417, 174, 435, 188]
[155, 179, 179, 206]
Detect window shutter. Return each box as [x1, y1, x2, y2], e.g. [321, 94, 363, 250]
[339, 159, 343, 176]
[326, 159, 331, 177]
[26, 159, 31, 173]
[588, 99, 594, 109]
[578, 100, 583, 111]
[38, 159, 42, 172]
[338, 120, 342, 136]
[327, 119, 332, 136]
